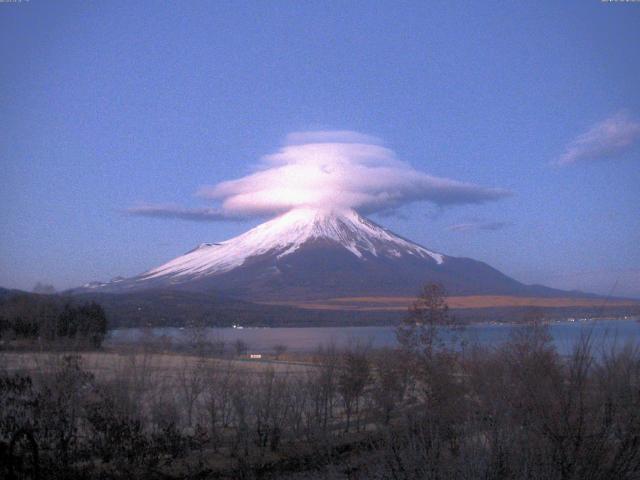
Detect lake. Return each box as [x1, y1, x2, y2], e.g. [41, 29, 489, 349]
[107, 318, 640, 355]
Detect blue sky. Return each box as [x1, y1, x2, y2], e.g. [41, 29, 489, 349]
[1, 1, 639, 297]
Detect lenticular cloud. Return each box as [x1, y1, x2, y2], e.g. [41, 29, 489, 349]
[197, 130, 511, 216]
[127, 130, 511, 222]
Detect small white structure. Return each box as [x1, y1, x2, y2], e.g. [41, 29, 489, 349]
[249, 354, 262, 359]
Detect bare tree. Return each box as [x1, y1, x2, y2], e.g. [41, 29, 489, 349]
[396, 283, 454, 359]
[273, 344, 287, 360]
[186, 317, 211, 356]
[234, 339, 248, 357]
[371, 348, 410, 424]
[338, 343, 371, 432]
[177, 356, 206, 429]
[313, 343, 340, 434]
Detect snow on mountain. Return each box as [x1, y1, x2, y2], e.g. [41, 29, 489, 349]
[139, 207, 444, 282]
[74, 206, 579, 300]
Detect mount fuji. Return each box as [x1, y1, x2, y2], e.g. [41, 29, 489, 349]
[79, 207, 569, 301]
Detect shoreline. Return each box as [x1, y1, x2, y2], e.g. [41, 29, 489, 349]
[106, 315, 640, 332]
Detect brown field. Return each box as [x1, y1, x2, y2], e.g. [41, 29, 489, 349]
[261, 295, 640, 311]
[0, 350, 315, 379]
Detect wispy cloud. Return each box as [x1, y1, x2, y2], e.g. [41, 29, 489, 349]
[127, 130, 512, 221]
[125, 204, 245, 222]
[447, 221, 512, 233]
[557, 112, 640, 166]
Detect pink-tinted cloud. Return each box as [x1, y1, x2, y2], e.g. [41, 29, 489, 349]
[557, 112, 640, 166]
[197, 131, 511, 216]
[129, 131, 512, 221]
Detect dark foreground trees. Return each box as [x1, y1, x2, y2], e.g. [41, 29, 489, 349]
[0, 294, 108, 348]
[1, 335, 639, 479]
[0, 285, 639, 479]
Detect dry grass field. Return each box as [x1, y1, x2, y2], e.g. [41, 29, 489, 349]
[261, 295, 640, 312]
[0, 350, 314, 379]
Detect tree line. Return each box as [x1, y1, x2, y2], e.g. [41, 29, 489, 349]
[0, 294, 108, 348]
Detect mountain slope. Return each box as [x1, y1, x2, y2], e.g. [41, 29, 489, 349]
[80, 207, 580, 301]
[143, 207, 444, 280]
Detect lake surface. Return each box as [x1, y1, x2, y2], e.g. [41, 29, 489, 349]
[108, 318, 640, 355]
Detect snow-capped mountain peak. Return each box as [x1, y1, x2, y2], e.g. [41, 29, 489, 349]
[74, 207, 560, 301]
[139, 207, 443, 282]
